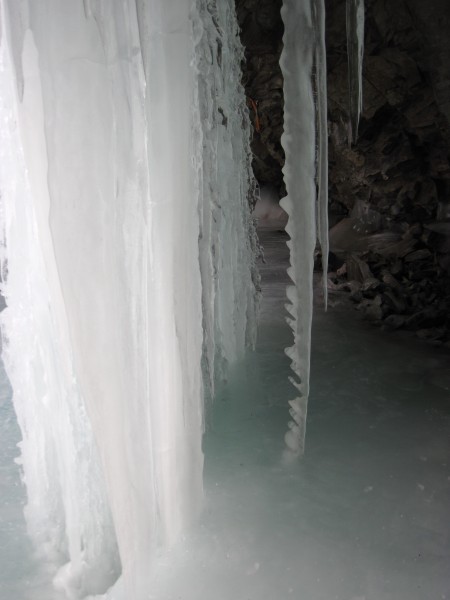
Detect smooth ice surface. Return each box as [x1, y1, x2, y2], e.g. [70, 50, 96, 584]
[0, 1, 257, 598]
[346, 0, 365, 143]
[279, 0, 317, 456]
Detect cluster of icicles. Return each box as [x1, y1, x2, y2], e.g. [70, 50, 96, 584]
[0, 0, 364, 597]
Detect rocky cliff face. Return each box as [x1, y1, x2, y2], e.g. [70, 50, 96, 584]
[235, 0, 450, 345]
[235, 0, 285, 196]
[327, 0, 450, 345]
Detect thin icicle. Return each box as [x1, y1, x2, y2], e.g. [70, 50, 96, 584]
[280, 0, 316, 457]
[346, 0, 365, 144]
[280, 0, 330, 457]
[313, 0, 329, 309]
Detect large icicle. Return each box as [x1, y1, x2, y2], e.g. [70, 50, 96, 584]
[0, 22, 121, 596]
[280, 0, 329, 457]
[192, 0, 259, 396]
[346, 0, 365, 143]
[280, 0, 316, 457]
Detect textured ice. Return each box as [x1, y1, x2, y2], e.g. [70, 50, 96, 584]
[192, 0, 259, 396]
[347, 0, 365, 143]
[280, 0, 329, 457]
[0, 0, 257, 598]
[147, 228, 450, 600]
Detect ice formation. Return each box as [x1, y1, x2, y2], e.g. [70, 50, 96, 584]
[313, 0, 329, 306]
[192, 0, 259, 396]
[0, 0, 257, 598]
[280, 0, 329, 457]
[346, 0, 365, 143]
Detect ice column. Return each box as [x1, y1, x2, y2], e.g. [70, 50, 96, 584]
[192, 0, 259, 395]
[0, 0, 225, 597]
[346, 0, 365, 143]
[280, 0, 329, 457]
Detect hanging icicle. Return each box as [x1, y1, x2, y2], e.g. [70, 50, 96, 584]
[346, 0, 365, 144]
[280, 0, 329, 458]
[313, 0, 329, 309]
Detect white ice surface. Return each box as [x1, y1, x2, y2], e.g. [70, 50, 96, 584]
[2, 228, 449, 600]
[313, 0, 329, 306]
[0, 1, 213, 597]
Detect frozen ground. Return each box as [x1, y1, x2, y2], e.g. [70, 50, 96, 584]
[1, 226, 450, 599]
[150, 226, 450, 600]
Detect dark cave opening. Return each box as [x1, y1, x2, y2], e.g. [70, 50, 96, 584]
[236, 0, 450, 346]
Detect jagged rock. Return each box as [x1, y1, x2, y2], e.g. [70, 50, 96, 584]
[404, 248, 433, 262]
[359, 295, 384, 321]
[384, 314, 407, 330]
[379, 236, 418, 258]
[235, 0, 285, 195]
[324, 0, 450, 342]
[381, 270, 401, 289]
[382, 289, 406, 313]
[347, 253, 373, 282]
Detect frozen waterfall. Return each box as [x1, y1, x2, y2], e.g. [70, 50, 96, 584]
[0, 0, 257, 598]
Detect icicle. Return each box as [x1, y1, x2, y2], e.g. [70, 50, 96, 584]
[280, 0, 330, 457]
[346, 0, 365, 144]
[1, 0, 204, 597]
[313, 0, 329, 308]
[280, 0, 316, 457]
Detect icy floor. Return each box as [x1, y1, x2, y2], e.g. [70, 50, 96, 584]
[1, 227, 450, 600]
[150, 227, 450, 600]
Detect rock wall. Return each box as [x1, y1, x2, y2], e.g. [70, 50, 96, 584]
[327, 0, 450, 345]
[235, 0, 285, 196]
[235, 0, 450, 344]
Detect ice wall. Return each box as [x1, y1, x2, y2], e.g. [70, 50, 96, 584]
[346, 0, 365, 143]
[192, 0, 259, 396]
[280, 0, 329, 457]
[0, 0, 257, 598]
